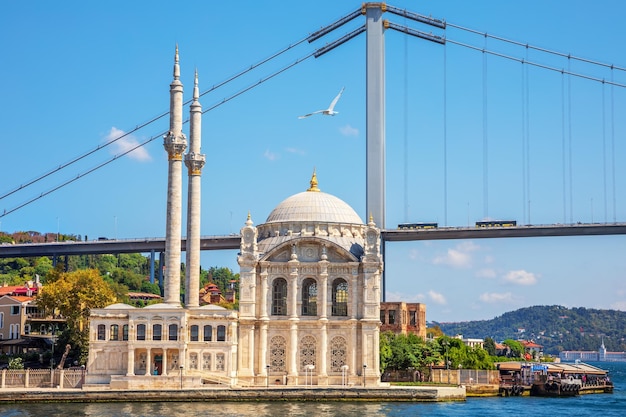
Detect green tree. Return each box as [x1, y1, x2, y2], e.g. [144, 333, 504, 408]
[36, 269, 117, 364]
[483, 337, 496, 356]
[503, 339, 524, 358]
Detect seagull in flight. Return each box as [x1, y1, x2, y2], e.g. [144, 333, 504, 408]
[298, 87, 345, 119]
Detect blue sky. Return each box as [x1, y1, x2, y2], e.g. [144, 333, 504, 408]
[1, 1, 625, 322]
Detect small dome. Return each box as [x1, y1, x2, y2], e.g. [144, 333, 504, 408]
[265, 171, 363, 225]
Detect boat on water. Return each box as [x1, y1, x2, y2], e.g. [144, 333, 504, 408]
[496, 361, 613, 397]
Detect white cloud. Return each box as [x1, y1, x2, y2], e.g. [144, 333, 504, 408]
[263, 149, 279, 161]
[339, 124, 359, 137]
[503, 270, 538, 286]
[479, 292, 514, 303]
[428, 290, 447, 305]
[386, 291, 425, 303]
[105, 127, 151, 161]
[476, 268, 497, 279]
[432, 241, 480, 268]
[285, 147, 305, 155]
[433, 248, 471, 268]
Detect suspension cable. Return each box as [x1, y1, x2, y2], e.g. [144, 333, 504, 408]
[446, 39, 626, 88]
[0, 36, 310, 203]
[446, 22, 626, 73]
[602, 81, 607, 223]
[611, 69, 617, 223]
[0, 50, 316, 219]
[482, 35, 489, 219]
[443, 43, 448, 227]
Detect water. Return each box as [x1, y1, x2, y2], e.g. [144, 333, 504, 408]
[1, 362, 624, 417]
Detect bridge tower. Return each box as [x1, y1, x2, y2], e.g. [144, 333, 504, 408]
[184, 70, 206, 307]
[163, 46, 187, 305]
[365, 3, 386, 229]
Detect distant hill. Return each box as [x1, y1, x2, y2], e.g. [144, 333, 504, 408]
[432, 305, 626, 355]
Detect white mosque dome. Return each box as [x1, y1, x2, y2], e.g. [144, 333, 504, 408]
[265, 172, 363, 225]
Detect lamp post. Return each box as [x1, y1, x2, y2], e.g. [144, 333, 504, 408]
[179, 365, 183, 390]
[266, 364, 270, 388]
[305, 364, 315, 387]
[362, 364, 367, 387]
[458, 364, 462, 386]
[341, 364, 349, 387]
[442, 339, 449, 384]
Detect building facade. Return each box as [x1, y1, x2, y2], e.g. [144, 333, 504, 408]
[379, 302, 426, 338]
[85, 49, 383, 388]
[237, 173, 383, 386]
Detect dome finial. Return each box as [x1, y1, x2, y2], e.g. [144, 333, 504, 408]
[307, 168, 320, 192]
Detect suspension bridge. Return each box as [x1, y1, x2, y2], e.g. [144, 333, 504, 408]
[1, 3, 625, 303]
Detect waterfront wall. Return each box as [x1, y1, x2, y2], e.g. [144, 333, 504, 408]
[0, 386, 466, 403]
[1, 369, 85, 389]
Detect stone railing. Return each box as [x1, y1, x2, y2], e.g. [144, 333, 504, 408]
[0, 369, 85, 389]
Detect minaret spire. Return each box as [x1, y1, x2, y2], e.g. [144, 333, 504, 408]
[163, 45, 187, 305]
[184, 68, 206, 307]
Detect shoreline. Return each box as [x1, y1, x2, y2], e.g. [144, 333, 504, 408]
[0, 386, 466, 404]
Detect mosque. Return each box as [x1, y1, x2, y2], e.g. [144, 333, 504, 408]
[85, 49, 384, 389]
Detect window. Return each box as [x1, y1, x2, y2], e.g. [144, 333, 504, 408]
[299, 335, 316, 371]
[203, 325, 212, 342]
[410, 311, 417, 326]
[389, 310, 396, 325]
[153, 324, 162, 341]
[11, 306, 19, 315]
[203, 353, 212, 370]
[217, 325, 226, 342]
[168, 324, 178, 341]
[189, 353, 198, 370]
[215, 353, 225, 371]
[301, 278, 317, 316]
[136, 324, 146, 341]
[330, 336, 347, 372]
[190, 325, 199, 342]
[97, 324, 106, 341]
[272, 278, 288, 315]
[110, 324, 119, 341]
[269, 336, 286, 372]
[332, 278, 348, 316]
[122, 324, 129, 341]
[0, 312, 3, 328]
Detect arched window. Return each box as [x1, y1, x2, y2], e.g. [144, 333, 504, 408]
[299, 335, 316, 371]
[301, 278, 317, 316]
[168, 324, 178, 341]
[269, 336, 287, 372]
[153, 324, 162, 341]
[0, 312, 3, 328]
[203, 325, 212, 342]
[136, 324, 146, 341]
[97, 324, 106, 340]
[122, 324, 129, 341]
[332, 278, 348, 316]
[217, 325, 226, 341]
[330, 336, 348, 372]
[190, 325, 199, 342]
[272, 278, 288, 316]
[110, 324, 119, 341]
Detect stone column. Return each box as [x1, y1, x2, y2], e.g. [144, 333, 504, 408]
[184, 70, 205, 307]
[162, 349, 168, 376]
[163, 46, 187, 305]
[145, 348, 152, 376]
[126, 349, 135, 376]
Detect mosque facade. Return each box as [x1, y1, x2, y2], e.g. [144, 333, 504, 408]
[86, 49, 383, 389]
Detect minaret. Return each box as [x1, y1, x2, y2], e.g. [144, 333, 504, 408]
[184, 70, 206, 307]
[163, 46, 187, 305]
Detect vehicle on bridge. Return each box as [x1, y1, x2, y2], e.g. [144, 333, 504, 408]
[398, 222, 438, 229]
[475, 220, 517, 228]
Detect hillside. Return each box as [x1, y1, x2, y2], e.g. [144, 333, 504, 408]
[432, 305, 626, 355]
